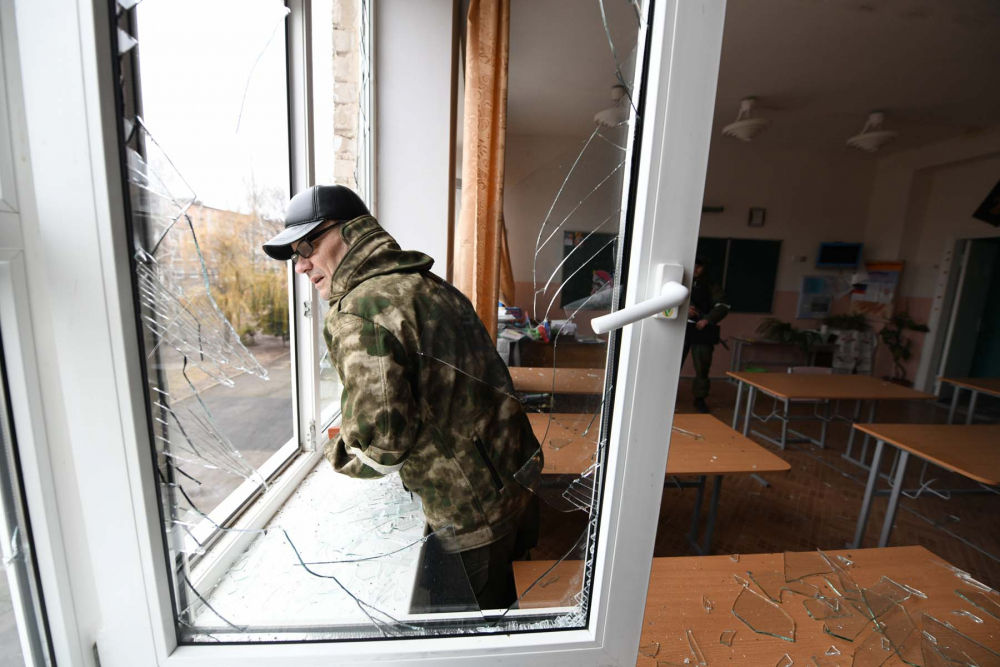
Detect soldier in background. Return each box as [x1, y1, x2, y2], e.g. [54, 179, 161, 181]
[263, 185, 541, 610]
[683, 257, 730, 413]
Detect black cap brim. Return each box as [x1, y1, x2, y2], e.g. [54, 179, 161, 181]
[261, 219, 326, 261]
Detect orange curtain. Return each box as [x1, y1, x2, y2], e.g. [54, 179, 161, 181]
[455, 0, 513, 342]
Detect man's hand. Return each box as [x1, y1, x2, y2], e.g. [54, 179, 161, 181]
[696, 319, 710, 330]
[688, 306, 699, 318]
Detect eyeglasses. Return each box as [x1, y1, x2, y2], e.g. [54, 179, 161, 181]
[290, 225, 337, 264]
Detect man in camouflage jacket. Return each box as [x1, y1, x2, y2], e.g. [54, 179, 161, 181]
[683, 257, 730, 413]
[263, 185, 542, 609]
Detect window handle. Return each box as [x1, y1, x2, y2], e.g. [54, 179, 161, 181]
[591, 263, 688, 334]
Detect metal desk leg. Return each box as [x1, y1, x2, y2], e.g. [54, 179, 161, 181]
[700, 476, 724, 555]
[742, 387, 756, 437]
[779, 398, 790, 449]
[732, 380, 744, 431]
[878, 450, 910, 548]
[851, 439, 886, 549]
[947, 386, 962, 424]
[845, 399, 863, 460]
[858, 401, 879, 466]
[688, 476, 706, 546]
[966, 390, 979, 425]
[819, 400, 831, 448]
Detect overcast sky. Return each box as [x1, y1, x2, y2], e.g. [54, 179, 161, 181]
[136, 0, 291, 213]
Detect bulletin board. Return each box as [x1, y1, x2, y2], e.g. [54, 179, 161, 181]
[850, 261, 904, 321]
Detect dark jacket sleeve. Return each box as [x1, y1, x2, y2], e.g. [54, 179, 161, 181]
[706, 284, 730, 325]
[323, 314, 418, 479]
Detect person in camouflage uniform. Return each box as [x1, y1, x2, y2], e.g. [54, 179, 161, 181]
[263, 185, 542, 609]
[683, 257, 730, 413]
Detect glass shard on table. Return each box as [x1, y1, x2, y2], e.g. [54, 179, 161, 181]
[750, 570, 820, 603]
[703, 594, 714, 614]
[719, 629, 736, 647]
[685, 629, 707, 666]
[954, 587, 1000, 622]
[921, 613, 1000, 666]
[950, 609, 983, 624]
[825, 646, 840, 656]
[822, 596, 871, 641]
[804, 596, 848, 621]
[785, 551, 833, 582]
[775, 655, 793, 667]
[638, 640, 660, 658]
[810, 656, 843, 667]
[852, 628, 895, 667]
[732, 581, 796, 642]
[730, 554, 740, 563]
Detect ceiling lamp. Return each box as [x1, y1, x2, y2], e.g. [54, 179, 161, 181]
[722, 97, 770, 142]
[594, 85, 629, 128]
[847, 112, 898, 152]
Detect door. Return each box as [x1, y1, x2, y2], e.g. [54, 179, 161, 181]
[11, 0, 725, 664]
[939, 239, 999, 392]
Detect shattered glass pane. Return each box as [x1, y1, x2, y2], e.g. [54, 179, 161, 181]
[804, 596, 848, 621]
[121, 0, 653, 644]
[732, 582, 796, 642]
[719, 629, 736, 646]
[775, 655, 793, 667]
[685, 629, 708, 666]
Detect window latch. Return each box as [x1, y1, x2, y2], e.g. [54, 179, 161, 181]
[303, 300, 312, 318]
[591, 263, 688, 334]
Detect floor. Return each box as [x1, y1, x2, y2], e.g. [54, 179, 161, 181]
[532, 378, 999, 591]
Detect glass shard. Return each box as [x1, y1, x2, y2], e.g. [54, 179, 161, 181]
[836, 555, 853, 567]
[784, 551, 833, 582]
[730, 554, 740, 563]
[749, 570, 820, 603]
[639, 641, 660, 658]
[852, 628, 895, 667]
[732, 582, 796, 642]
[809, 656, 843, 667]
[685, 629, 707, 666]
[954, 587, 1000, 621]
[719, 629, 736, 647]
[804, 596, 848, 621]
[118, 28, 138, 55]
[775, 655, 793, 667]
[950, 610, 983, 624]
[822, 595, 871, 641]
[703, 594, 714, 614]
[825, 646, 840, 656]
[921, 613, 1000, 666]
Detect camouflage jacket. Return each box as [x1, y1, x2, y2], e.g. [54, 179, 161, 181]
[322, 215, 542, 552]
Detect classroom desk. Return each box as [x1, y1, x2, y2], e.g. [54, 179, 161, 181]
[728, 336, 837, 378]
[850, 424, 1000, 549]
[509, 367, 605, 394]
[942, 377, 1000, 425]
[727, 372, 935, 469]
[529, 413, 789, 554]
[512, 546, 999, 665]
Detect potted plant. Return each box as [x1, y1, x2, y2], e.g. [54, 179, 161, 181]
[877, 312, 929, 386]
[756, 317, 821, 352]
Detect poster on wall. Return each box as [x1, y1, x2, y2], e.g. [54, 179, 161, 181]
[850, 261, 903, 321]
[796, 276, 833, 319]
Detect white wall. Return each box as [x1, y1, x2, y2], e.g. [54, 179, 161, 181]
[375, 0, 456, 275]
[895, 155, 1000, 298]
[698, 139, 875, 291]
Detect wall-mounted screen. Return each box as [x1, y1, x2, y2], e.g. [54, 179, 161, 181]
[817, 242, 863, 268]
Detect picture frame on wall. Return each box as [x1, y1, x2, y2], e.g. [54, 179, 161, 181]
[748, 207, 766, 227]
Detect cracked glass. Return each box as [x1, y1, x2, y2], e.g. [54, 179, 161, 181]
[116, 0, 654, 644]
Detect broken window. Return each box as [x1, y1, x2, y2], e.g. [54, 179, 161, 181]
[114, 0, 652, 643]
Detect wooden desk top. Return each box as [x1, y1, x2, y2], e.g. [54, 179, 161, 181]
[852, 424, 1000, 486]
[941, 377, 1000, 397]
[513, 546, 1000, 666]
[529, 413, 790, 476]
[727, 372, 936, 401]
[509, 367, 605, 394]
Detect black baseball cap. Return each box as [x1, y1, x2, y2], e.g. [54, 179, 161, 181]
[262, 185, 370, 261]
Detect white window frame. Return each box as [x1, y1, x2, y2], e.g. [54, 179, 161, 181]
[11, 0, 725, 664]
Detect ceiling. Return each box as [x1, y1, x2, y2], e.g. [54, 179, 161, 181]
[506, 0, 1000, 154]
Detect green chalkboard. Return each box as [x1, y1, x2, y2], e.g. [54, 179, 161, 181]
[696, 237, 782, 313]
